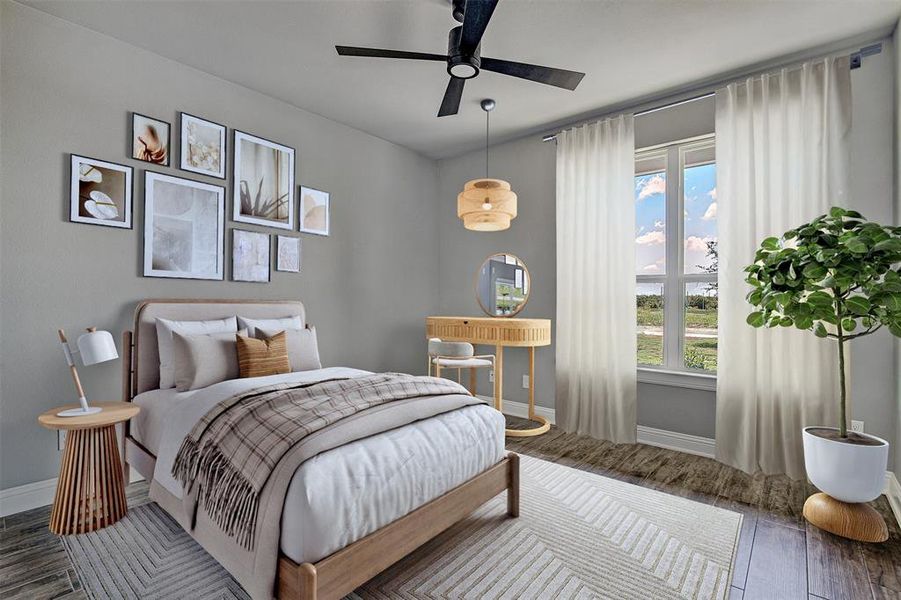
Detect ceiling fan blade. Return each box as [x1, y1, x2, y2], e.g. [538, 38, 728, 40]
[459, 0, 499, 56]
[438, 77, 465, 117]
[480, 57, 585, 90]
[335, 46, 447, 61]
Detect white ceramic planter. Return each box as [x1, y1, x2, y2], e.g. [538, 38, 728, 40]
[802, 427, 889, 503]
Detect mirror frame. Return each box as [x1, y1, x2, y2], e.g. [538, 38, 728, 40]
[474, 253, 531, 318]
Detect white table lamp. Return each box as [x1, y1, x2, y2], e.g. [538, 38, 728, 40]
[57, 327, 119, 417]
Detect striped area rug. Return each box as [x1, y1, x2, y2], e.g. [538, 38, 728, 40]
[64, 455, 741, 599]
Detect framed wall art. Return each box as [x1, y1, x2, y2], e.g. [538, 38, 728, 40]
[233, 130, 295, 230]
[69, 154, 133, 228]
[232, 228, 271, 282]
[276, 235, 301, 273]
[131, 112, 171, 166]
[143, 171, 225, 280]
[298, 185, 329, 236]
[180, 112, 226, 179]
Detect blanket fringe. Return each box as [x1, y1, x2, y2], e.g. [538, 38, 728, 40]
[172, 438, 259, 549]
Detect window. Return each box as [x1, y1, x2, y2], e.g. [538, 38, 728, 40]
[635, 137, 717, 376]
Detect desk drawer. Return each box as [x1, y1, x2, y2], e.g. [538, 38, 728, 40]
[426, 318, 499, 345]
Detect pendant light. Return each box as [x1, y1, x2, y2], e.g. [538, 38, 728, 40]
[457, 99, 517, 231]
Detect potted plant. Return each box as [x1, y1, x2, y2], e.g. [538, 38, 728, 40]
[744, 208, 900, 539]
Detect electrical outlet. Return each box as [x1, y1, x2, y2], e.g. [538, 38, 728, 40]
[58, 430, 66, 451]
[488, 370, 494, 383]
[851, 420, 864, 433]
[522, 375, 530, 389]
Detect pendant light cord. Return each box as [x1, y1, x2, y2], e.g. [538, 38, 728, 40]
[485, 108, 490, 178]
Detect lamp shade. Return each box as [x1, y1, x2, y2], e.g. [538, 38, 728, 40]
[457, 178, 517, 231]
[77, 329, 118, 366]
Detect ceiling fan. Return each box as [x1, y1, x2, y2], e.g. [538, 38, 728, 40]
[336, 0, 585, 117]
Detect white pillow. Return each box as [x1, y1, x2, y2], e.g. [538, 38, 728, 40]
[155, 316, 237, 389]
[172, 330, 246, 392]
[237, 315, 303, 338]
[258, 326, 322, 372]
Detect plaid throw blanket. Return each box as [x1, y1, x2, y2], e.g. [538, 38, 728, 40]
[171, 373, 470, 549]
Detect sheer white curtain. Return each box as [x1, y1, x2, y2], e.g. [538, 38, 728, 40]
[556, 115, 637, 443]
[715, 57, 852, 478]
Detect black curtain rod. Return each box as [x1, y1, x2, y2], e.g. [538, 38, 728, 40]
[542, 42, 882, 143]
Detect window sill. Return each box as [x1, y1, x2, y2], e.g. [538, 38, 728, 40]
[638, 367, 717, 392]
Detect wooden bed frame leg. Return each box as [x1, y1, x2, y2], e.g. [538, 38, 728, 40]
[300, 563, 317, 600]
[507, 452, 520, 518]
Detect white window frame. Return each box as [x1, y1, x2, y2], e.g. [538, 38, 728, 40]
[635, 135, 717, 391]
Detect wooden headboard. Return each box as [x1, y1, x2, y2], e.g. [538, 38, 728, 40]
[123, 299, 306, 399]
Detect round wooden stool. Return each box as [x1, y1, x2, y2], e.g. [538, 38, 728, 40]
[38, 402, 140, 535]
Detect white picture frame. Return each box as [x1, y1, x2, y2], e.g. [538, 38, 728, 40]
[276, 235, 301, 273]
[180, 113, 226, 179]
[233, 130, 295, 230]
[143, 171, 225, 280]
[232, 229, 271, 283]
[69, 154, 133, 229]
[298, 186, 330, 236]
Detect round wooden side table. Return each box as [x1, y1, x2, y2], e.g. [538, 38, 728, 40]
[38, 401, 140, 535]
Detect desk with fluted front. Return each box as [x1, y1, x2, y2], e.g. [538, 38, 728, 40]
[426, 316, 551, 437]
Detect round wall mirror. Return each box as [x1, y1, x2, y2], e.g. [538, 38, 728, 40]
[475, 254, 530, 317]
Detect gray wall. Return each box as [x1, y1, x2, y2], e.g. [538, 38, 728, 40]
[436, 44, 898, 459]
[846, 42, 898, 461]
[0, 2, 440, 490]
[895, 20, 901, 481]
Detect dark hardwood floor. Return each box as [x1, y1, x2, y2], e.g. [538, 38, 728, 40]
[2, 422, 899, 599]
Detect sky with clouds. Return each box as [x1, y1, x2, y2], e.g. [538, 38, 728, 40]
[635, 163, 716, 276]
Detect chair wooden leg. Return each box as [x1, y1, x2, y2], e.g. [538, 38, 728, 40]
[469, 367, 477, 395]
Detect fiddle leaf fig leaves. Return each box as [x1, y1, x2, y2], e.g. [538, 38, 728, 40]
[744, 208, 901, 343]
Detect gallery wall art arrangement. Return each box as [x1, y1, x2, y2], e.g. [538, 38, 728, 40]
[67, 110, 328, 281]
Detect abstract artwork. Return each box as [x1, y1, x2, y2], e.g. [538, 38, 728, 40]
[69, 154, 133, 228]
[143, 172, 224, 280]
[298, 186, 329, 236]
[276, 235, 300, 273]
[180, 113, 226, 178]
[232, 229, 270, 282]
[132, 113, 170, 166]
[233, 130, 295, 230]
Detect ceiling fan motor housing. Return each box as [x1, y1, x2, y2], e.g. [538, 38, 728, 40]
[447, 25, 480, 79]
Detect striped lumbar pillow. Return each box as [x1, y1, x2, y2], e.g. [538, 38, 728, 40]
[236, 330, 290, 378]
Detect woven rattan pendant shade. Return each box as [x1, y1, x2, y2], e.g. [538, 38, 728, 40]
[457, 178, 517, 231]
[457, 99, 517, 231]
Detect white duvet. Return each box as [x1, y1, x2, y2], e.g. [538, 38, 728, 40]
[133, 368, 505, 563]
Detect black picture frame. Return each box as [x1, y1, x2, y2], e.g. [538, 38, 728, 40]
[143, 170, 226, 281]
[179, 112, 227, 179]
[131, 112, 171, 167]
[69, 153, 134, 229]
[233, 129, 296, 230]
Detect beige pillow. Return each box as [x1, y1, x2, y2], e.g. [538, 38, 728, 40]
[236, 331, 291, 378]
[172, 329, 246, 392]
[156, 316, 238, 389]
[258, 326, 322, 371]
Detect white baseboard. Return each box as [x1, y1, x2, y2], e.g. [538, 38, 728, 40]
[0, 478, 58, 517]
[487, 395, 718, 459]
[885, 472, 901, 528]
[636, 425, 717, 458]
[1, 468, 145, 517]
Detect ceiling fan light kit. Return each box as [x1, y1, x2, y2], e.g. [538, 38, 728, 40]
[336, 0, 585, 117]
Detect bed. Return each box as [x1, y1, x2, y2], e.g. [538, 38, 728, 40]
[122, 299, 518, 600]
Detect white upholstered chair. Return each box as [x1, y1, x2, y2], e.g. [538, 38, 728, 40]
[427, 338, 495, 397]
